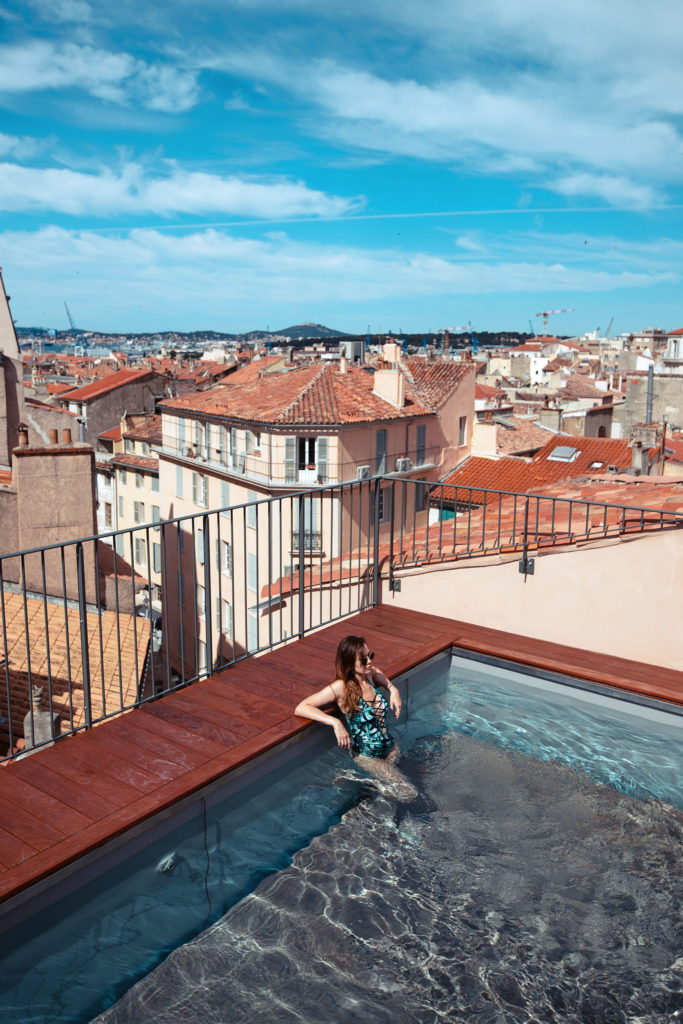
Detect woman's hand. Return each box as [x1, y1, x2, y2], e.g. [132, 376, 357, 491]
[333, 719, 351, 750]
[388, 684, 402, 719]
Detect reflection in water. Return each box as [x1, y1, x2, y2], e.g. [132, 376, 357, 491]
[98, 733, 683, 1024]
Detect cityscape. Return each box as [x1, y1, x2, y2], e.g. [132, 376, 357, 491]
[1, 0, 682, 1021]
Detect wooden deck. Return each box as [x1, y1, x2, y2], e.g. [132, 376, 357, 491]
[1, 606, 682, 908]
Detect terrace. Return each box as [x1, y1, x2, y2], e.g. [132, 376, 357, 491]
[1, 474, 682, 910]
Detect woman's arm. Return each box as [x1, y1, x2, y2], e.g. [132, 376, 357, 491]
[294, 681, 351, 749]
[371, 667, 402, 718]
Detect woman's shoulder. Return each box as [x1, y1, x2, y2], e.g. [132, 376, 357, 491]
[330, 678, 345, 699]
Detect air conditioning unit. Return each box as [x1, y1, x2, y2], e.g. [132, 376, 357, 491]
[357, 465, 371, 480]
[395, 457, 412, 472]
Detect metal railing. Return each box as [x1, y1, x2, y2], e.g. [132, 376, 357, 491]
[0, 476, 396, 762]
[2, 474, 680, 762]
[156, 440, 439, 487]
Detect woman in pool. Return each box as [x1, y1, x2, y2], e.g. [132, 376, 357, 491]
[294, 635, 417, 799]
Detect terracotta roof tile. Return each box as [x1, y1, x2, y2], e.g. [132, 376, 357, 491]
[0, 591, 149, 742]
[60, 368, 154, 403]
[161, 362, 437, 425]
[495, 417, 552, 456]
[99, 426, 123, 441]
[111, 453, 158, 472]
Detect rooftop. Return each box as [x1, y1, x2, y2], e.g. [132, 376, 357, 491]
[60, 368, 154, 403]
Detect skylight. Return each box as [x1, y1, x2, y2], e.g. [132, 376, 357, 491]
[547, 445, 579, 462]
[590, 461, 604, 469]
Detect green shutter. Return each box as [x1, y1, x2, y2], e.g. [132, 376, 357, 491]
[285, 436, 296, 483]
[317, 436, 328, 483]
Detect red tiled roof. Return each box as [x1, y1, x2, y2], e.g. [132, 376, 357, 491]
[60, 368, 154, 402]
[111, 453, 158, 472]
[122, 414, 162, 444]
[664, 438, 683, 464]
[161, 362, 436, 425]
[215, 355, 284, 386]
[46, 382, 74, 395]
[495, 417, 552, 456]
[402, 358, 473, 410]
[99, 425, 123, 441]
[560, 375, 610, 400]
[439, 436, 638, 504]
[0, 468, 12, 487]
[667, 328, 683, 336]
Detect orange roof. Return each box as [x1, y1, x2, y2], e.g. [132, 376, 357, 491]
[111, 453, 158, 472]
[0, 468, 12, 487]
[60, 368, 154, 402]
[99, 425, 123, 441]
[0, 588, 149, 740]
[495, 417, 552, 456]
[122, 414, 162, 444]
[439, 436, 638, 504]
[46, 381, 76, 394]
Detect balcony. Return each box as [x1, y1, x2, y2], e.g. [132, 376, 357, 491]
[156, 440, 439, 487]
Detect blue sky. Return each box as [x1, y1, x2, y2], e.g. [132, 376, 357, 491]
[1, 0, 682, 336]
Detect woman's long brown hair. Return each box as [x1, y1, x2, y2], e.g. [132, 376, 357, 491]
[335, 635, 366, 716]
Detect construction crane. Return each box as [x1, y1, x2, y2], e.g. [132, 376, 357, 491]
[605, 316, 614, 339]
[536, 307, 575, 331]
[64, 302, 77, 331]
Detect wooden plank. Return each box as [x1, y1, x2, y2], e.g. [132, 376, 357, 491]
[141, 698, 248, 749]
[105, 715, 209, 772]
[0, 770, 91, 836]
[7, 758, 119, 819]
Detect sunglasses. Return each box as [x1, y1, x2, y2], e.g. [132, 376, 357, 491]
[359, 652, 375, 665]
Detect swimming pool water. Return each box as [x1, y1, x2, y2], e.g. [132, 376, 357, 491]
[2, 654, 682, 1023]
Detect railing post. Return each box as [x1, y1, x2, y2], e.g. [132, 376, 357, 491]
[203, 513, 212, 674]
[76, 541, 92, 729]
[298, 491, 306, 638]
[372, 476, 381, 606]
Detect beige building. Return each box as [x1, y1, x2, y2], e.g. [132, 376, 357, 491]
[111, 414, 163, 605]
[156, 349, 475, 676]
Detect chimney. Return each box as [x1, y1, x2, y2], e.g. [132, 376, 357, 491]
[382, 342, 400, 366]
[18, 424, 28, 446]
[373, 367, 406, 408]
[339, 355, 348, 374]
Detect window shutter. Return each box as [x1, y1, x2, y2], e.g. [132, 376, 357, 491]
[376, 429, 387, 473]
[285, 436, 296, 483]
[316, 437, 328, 483]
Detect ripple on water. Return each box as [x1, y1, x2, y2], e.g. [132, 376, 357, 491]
[95, 732, 683, 1024]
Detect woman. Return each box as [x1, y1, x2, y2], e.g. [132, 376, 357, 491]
[294, 635, 417, 799]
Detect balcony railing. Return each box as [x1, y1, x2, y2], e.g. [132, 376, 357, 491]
[156, 440, 439, 487]
[2, 475, 681, 763]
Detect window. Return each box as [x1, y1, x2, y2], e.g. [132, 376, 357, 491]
[196, 527, 204, 564]
[134, 500, 144, 523]
[178, 418, 185, 447]
[298, 436, 315, 469]
[196, 583, 206, 619]
[246, 490, 258, 528]
[134, 537, 146, 565]
[216, 598, 232, 638]
[176, 465, 183, 498]
[247, 552, 257, 592]
[245, 429, 252, 454]
[118, 495, 124, 518]
[125, 438, 134, 453]
[416, 424, 426, 466]
[192, 472, 208, 507]
[218, 426, 228, 465]
[222, 541, 233, 576]
[151, 475, 159, 493]
[104, 502, 112, 527]
[152, 542, 161, 573]
[119, 467, 127, 485]
[253, 431, 261, 451]
[135, 471, 144, 489]
[459, 416, 467, 446]
[376, 429, 387, 474]
[152, 505, 160, 524]
[141, 441, 150, 455]
[371, 487, 392, 525]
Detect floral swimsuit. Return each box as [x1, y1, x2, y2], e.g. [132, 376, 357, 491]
[344, 684, 394, 759]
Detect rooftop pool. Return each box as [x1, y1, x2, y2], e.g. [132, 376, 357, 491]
[1, 650, 682, 1023]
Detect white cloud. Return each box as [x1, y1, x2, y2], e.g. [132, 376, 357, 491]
[0, 40, 200, 112]
[0, 132, 48, 160]
[3, 225, 674, 332]
[553, 174, 661, 209]
[34, 0, 92, 22]
[0, 161, 362, 218]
